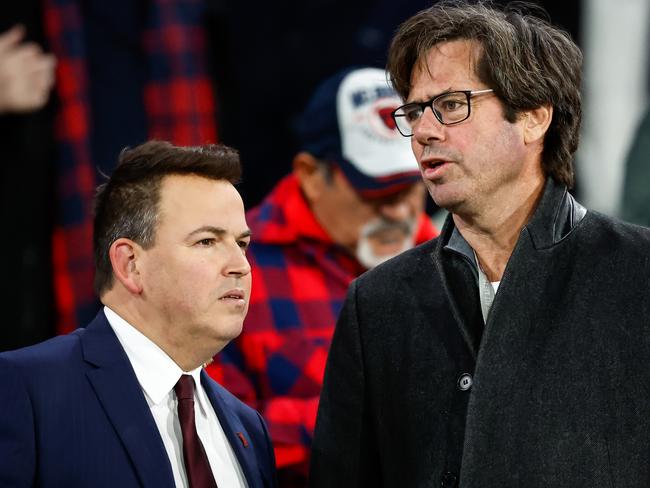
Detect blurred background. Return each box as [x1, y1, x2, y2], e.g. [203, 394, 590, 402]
[1, 0, 648, 351]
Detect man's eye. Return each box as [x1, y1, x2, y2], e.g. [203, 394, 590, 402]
[238, 240, 250, 252]
[197, 238, 215, 246]
[404, 108, 422, 122]
[440, 100, 466, 111]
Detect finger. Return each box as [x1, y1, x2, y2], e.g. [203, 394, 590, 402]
[21, 52, 56, 75]
[28, 53, 57, 76]
[8, 42, 44, 63]
[2, 46, 48, 76]
[27, 63, 57, 93]
[0, 25, 26, 54]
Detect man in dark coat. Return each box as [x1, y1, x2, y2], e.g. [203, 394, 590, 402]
[0, 141, 277, 487]
[310, 2, 650, 487]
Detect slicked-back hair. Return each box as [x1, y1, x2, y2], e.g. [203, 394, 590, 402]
[387, 0, 582, 187]
[93, 140, 242, 295]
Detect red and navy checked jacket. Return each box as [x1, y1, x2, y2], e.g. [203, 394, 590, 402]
[44, 0, 217, 333]
[206, 174, 438, 481]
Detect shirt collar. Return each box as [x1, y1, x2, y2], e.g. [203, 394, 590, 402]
[104, 306, 203, 405]
[443, 225, 479, 281]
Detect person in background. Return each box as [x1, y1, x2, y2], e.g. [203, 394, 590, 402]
[0, 141, 277, 488]
[0, 24, 55, 114]
[310, 2, 650, 487]
[207, 67, 437, 486]
[0, 22, 57, 352]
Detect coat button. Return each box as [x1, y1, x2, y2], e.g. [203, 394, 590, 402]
[441, 471, 458, 487]
[457, 373, 473, 391]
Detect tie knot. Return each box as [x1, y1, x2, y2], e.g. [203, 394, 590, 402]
[174, 374, 195, 401]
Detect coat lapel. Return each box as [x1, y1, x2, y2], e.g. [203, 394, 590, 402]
[397, 237, 480, 363]
[431, 217, 484, 359]
[461, 180, 583, 473]
[81, 312, 175, 488]
[475, 179, 580, 381]
[200, 372, 264, 488]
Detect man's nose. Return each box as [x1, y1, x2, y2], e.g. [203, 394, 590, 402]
[226, 246, 251, 277]
[378, 200, 412, 221]
[412, 106, 445, 143]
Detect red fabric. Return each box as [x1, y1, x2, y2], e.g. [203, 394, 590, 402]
[43, 0, 96, 333]
[43, 0, 219, 332]
[206, 175, 438, 482]
[142, 0, 217, 144]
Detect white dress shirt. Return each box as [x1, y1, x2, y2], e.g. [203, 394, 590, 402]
[104, 306, 248, 488]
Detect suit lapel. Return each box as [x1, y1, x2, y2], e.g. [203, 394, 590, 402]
[201, 372, 263, 488]
[81, 313, 175, 488]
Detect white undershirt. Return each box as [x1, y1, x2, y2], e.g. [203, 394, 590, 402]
[473, 251, 501, 323]
[104, 306, 248, 488]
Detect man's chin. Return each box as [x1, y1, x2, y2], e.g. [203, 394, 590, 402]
[206, 319, 244, 345]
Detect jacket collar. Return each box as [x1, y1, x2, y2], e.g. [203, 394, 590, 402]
[439, 177, 586, 256]
[524, 177, 587, 249]
[82, 311, 268, 488]
[81, 311, 176, 488]
[200, 373, 270, 488]
[432, 177, 586, 358]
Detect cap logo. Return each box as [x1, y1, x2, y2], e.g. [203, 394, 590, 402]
[356, 97, 401, 141]
[351, 86, 395, 107]
[346, 84, 402, 139]
[378, 107, 397, 130]
[336, 69, 418, 180]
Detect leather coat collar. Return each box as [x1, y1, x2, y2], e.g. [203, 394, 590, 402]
[525, 177, 587, 249]
[440, 177, 586, 255]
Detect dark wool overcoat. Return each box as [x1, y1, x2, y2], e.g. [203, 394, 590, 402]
[310, 179, 650, 488]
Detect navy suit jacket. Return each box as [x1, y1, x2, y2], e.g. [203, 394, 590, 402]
[0, 311, 277, 487]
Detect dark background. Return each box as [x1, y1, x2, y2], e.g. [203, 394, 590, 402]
[206, 0, 581, 208]
[0, 0, 580, 350]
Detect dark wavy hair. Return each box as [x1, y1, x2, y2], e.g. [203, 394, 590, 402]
[93, 140, 241, 295]
[387, 0, 582, 187]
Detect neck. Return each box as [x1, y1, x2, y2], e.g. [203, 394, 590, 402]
[102, 292, 214, 371]
[453, 176, 545, 281]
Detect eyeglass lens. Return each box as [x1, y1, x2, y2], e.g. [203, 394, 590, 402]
[394, 91, 470, 136]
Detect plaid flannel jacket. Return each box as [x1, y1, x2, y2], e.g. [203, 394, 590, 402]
[206, 174, 438, 480]
[44, 0, 217, 333]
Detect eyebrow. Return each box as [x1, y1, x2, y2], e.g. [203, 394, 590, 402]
[407, 87, 454, 104]
[188, 226, 252, 240]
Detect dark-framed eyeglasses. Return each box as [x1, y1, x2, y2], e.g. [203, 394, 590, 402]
[391, 89, 494, 137]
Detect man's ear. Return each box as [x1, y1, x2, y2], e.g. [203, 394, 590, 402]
[523, 104, 553, 145]
[108, 238, 143, 294]
[293, 151, 326, 203]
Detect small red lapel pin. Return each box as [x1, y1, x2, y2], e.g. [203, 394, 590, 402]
[236, 432, 249, 448]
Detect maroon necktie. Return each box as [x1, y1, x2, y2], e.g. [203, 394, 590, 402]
[174, 374, 218, 488]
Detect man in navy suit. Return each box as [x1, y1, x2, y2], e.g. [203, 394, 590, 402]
[0, 141, 277, 487]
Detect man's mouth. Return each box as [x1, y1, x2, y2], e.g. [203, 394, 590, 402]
[219, 289, 245, 301]
[421, 158, 450, 177]
[422, 159, 448, 170]
[362, 218, 414, 240]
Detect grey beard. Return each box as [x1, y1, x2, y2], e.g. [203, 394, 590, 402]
[355, 218, 416, 269]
